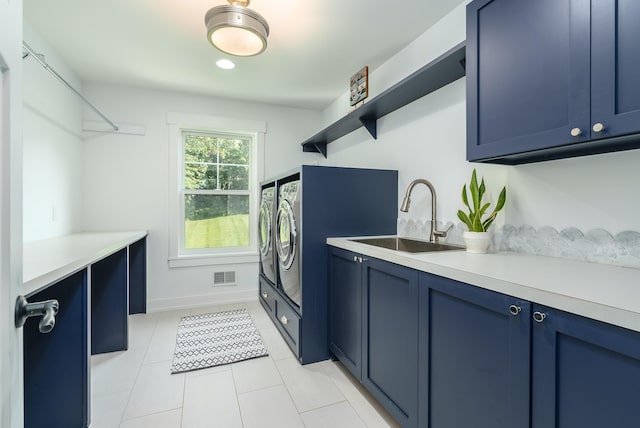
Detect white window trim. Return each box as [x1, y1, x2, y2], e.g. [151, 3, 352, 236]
[167, 112, 266, 268]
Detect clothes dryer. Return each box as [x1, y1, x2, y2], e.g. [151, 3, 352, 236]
[258, 185, 276, 285]
[275, 180, 301, 306]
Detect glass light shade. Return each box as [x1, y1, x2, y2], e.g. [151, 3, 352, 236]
[210, 27, 264, 56]
[205, 5, 269, 57]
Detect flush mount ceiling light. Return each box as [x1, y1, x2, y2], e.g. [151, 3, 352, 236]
[205, 0, 269, 57]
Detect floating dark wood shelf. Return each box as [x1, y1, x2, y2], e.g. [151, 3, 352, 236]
[302, 41, 466, 158]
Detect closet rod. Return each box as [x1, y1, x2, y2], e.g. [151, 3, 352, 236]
[23, 41, 119, 132]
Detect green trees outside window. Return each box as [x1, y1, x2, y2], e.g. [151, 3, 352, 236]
[183, 132, 251, 249]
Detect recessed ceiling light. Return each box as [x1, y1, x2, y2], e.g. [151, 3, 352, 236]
[216, 59, 236, 70]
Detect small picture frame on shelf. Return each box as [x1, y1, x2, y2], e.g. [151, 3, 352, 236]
[350, 66, 368, 107]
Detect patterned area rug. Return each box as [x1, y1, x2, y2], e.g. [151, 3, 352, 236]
[171, 308, 268, 374]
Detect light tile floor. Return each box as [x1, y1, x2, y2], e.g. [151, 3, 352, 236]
[91, 300, 400, 428]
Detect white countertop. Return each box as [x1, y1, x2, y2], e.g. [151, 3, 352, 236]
[24, 231, 148, 296]
[328, 236, 640, 333]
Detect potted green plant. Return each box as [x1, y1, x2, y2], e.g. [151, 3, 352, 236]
[457, 169, 506, 253]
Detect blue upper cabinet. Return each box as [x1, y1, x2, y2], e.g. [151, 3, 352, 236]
[591, 0, 640, 140]
[467, 0, 640, 164]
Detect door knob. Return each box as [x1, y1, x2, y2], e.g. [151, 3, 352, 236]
[533, 311, 547, 323]
[570, 128, 582, 137]
[592, 123, 605, 133]
[15, 295, 59, 333]
[509, 305, 522, 316]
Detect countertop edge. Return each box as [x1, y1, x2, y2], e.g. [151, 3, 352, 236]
[328, 236, 640, 333]
[24, 231, 148, 296]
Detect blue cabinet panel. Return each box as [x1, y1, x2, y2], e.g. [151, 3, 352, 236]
[467, 0, 590, 161]
[419, 273, 530, 428]
[259, 275, 276, 315]
[328, 247, 362, 379]
[24, 270, 89, 428]
[262, 165, 397, 365]
[362, 258, 419, 428]
[91, 248, 128, 354]
[468, 0, 640, 163]
[532, 305, 640, 428]
[591, 0, 640, 139]
[128, 238, 147, 314]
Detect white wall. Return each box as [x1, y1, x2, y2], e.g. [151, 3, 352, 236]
[312, 1, 640, 236]
[310, 2, 506, 230]
[80, 83, 321, 310]
[23, 23, 84, 242]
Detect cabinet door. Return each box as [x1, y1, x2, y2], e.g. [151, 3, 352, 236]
[24, 270, 90, 428]
[362, 258, 419, 428]
[328, 247, 362, 379]
[532, 305, 640, 428]
[419, 273, 531, 428]
[591, 0, 640, 139]
[467, 0, 591, 160]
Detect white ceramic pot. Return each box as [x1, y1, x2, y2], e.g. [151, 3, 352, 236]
[463, 231, 491, 254]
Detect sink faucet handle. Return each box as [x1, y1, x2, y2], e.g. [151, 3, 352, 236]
[433, 224, 454, 239]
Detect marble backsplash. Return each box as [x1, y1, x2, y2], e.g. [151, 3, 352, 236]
[398, 219, 640, 269]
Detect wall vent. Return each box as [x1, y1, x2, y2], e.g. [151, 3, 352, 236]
[213, 271, 237, 286]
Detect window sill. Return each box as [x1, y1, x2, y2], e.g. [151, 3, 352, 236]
[168, 252, 259, 268]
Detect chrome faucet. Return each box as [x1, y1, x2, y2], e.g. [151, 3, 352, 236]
[400, 178, 451, 243]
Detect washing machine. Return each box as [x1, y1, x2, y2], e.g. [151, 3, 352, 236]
[258, 185, 276, 285]
[275, 180, 301, 306]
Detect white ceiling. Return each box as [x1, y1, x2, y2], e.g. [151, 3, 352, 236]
[24, 0, 465, 110]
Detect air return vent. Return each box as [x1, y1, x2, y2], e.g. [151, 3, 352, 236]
[213, 271, 236, 286]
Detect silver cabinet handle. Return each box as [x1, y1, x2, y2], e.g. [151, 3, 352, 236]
[533, 311, 547, 323]
[357, 257, 368, 263]
[570, 127, 582, 137]
[592, 123, 605, 133]
[262, 292, 268, 299]
[15, 295, 59, 333]
[353, 256, 358, 262]
[509, 305, 522, 316]
[280, 315, 288, 325]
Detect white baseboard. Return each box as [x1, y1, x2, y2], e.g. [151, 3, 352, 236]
[147, 289, 258, 313]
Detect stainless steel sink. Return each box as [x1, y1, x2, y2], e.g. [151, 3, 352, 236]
[352, 237, 463, 253]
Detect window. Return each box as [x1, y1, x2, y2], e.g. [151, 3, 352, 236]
[167, 113, 265, 267]
[183, 131, 251, 249]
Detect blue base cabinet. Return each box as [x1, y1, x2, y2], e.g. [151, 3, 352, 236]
[419, 273, 531, 428]
[24, 270, 89, 428]
[328, 247, 362, 379]
[532, 305, 640, 428]
[329, 247, 640, 427]
[363, 257, 419, 428]
[91, 248, 128, 355]
[328, 248, 419, 427]
[128, 237, 147, 314]
[467, 0, 640, 164]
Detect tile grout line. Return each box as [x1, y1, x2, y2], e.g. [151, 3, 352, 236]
[118, 315, 161, 426]
[229, 361, 246, 428]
